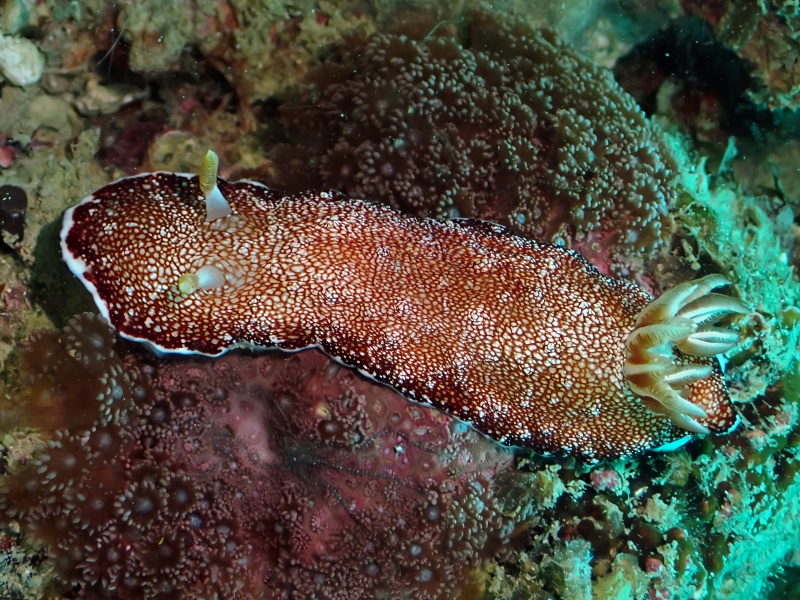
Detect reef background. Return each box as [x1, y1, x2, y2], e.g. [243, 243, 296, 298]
[0, 0, 799, 599]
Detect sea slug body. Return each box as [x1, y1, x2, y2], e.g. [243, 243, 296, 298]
[61, 159, 747, 460]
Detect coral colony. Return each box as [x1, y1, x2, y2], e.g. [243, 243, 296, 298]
[2, 313, 530, 598]
[276, 10, 679, 256]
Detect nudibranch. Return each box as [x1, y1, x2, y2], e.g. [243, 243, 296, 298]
[61, 152, 747, 460]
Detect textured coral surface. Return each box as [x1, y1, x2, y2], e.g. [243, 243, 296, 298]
[274, 10, 679, 256]
[1, 314, 530, 599]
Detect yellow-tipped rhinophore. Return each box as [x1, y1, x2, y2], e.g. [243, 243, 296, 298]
[178, 265, 226, 294]
[200, 150, 219, 196]
[199, 150, 232, 222]
[178, 272, 201, 295]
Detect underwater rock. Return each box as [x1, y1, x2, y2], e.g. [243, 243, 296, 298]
[682, 0, 800, 110]
[0, 33, 45, 87]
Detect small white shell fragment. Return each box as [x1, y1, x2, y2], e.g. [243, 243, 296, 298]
[0, 33, 45, 87]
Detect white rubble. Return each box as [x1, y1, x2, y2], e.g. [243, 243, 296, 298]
[0, 33, 45, 86]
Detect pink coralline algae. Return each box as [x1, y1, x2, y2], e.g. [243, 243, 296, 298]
[0, 314, 531, 599]
[275, 8, 679, 254]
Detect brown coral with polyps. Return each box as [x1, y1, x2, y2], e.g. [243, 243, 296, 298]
[275, 8, 678, 254]
[1, 314, 530, 599]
